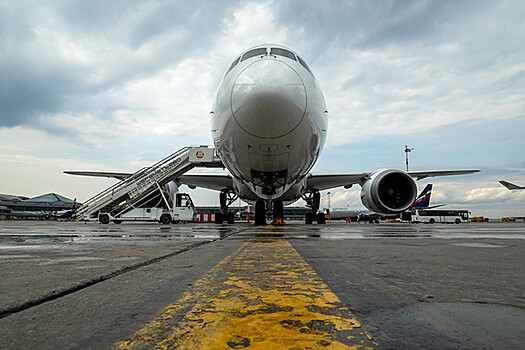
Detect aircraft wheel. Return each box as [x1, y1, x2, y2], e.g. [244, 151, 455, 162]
[215, 213, 224, 224]
[305, 212, 313, 224]
[255, 200, 266, 225]
[273, 200, 284, 220]
[113, 220, 122, 225]
[317, 212, 326, 224]
[99, 214, 110, 225]
[227, 212, 235, 224]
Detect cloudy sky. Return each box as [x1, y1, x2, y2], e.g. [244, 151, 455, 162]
[1, 0, 524, 218]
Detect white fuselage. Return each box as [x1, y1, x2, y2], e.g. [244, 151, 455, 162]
[212, 45, 328, 204]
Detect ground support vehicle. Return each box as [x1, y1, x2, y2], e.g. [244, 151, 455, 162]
[412, 209, 470, 224]
[98, 192, 195, 224]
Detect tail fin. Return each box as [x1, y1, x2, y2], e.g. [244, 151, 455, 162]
[412, 184, 433, 209]
[499, 180, 524, 190]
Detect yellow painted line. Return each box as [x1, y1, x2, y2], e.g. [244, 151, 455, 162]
[115, 237, 376, 349]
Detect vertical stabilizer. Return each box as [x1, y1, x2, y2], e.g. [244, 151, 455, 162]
[412, 184, 433, 210]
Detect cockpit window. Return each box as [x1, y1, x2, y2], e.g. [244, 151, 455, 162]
[226, 56, 240, 75]
[241, 48, 267, 61]
[270, 47, 296, 61]
[297, 56, 313, 75]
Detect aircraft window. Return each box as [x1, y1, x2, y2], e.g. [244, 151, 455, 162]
[241, 48, 267, 61]
[226, 56, 240, 75]
[270, 48, 296, 61]
[297, 56, 313, 75]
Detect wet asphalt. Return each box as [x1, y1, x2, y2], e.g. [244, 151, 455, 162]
[0, 220, 523, 349]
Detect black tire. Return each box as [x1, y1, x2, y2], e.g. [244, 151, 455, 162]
[317, 212, 326, 224]
[227, 212, 235, 224]
[99, 214, 110, 225]
[215, 213, 224, 224]
[159, 214, 172, 225]
[429, 218, 435, 224]
[255, 200, 266, 225]
[305, 212, 313, 224]
[113, 220, 122, 225]
[455, 218, 461, 224]
[273, 200, 284, 220]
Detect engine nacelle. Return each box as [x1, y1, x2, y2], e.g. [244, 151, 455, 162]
[360, 169, 417, 214]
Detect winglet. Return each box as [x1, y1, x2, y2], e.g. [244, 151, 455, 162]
[499, 180, 524, 190]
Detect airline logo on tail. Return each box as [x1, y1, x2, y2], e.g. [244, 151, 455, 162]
[412, 184, 433, 210]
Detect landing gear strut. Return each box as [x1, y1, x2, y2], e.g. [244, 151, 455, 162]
[301, 190, 326, 224]
[215, 190, 238, 224]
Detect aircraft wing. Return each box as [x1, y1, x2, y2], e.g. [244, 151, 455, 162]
[407, 170, 480, 181]
[64, 171, 132, 180]
[65, 170, 234, 191]
[306, 170, 479, 191]
[305, 173, 368, 191]
[177, 174, 234, 191]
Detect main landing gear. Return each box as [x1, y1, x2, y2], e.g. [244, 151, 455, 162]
[301, 190, 326, 224]
[215, 190, 238, 224]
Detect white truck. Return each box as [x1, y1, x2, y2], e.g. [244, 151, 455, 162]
[98, 192, 195, 224]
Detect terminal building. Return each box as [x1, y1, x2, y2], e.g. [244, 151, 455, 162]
[0, 193, 78, 220]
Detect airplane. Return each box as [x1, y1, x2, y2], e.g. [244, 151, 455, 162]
[66, 44, 478, 225]
[53, 198, 80, 219]
[499, 180, 525, 190]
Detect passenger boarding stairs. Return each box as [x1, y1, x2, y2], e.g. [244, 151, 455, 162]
[75, 146, 222, 221]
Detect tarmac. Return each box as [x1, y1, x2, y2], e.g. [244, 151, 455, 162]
[0, 220, 524, 349]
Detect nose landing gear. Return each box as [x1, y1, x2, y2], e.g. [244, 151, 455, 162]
[253, 199, 285, 226]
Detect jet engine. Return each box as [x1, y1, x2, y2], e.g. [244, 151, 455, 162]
[360, 169, 417, 214]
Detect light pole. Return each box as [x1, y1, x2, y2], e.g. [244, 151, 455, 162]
[405, 144, 414, 172]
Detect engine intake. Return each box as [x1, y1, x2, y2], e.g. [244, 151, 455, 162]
[360, 169, 417, 214]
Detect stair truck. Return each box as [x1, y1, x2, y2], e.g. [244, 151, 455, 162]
[98, 192, 196, 224]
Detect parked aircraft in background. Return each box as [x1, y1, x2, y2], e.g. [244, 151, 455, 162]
[410, 184, 445, 210]
[67, 45, 478, 225]
[53, 198, 79, 219]
[499, 180, 525, 190]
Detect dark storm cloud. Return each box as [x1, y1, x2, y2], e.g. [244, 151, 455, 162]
[0, 1, 232, 130]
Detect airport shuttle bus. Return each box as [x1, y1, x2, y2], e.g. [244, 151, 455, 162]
[412, 209, 470, 224]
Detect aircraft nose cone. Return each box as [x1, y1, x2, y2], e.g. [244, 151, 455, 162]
[231, 59, 306, 138]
